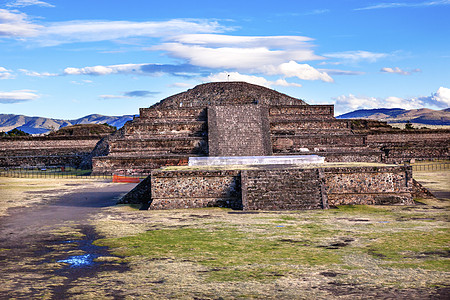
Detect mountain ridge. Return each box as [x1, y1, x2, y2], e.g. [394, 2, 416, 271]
[0, 113, 135, 135]
[337, 108, 450, 126]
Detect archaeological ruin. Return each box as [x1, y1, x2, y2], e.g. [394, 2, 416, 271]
[0, 124, 115, 169]
[91, 82, 449, 176]
[87, 81, 448, 210]
[1, 82, 447, 210]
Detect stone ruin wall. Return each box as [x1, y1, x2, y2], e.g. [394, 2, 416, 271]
[208, 105, 272, 156]
[147, 165, 414, 210]
[92, 107, 209, 175]
[0, 136, 101, 168]
[322, 166, 413, 206]
[366, 131, 450, 163]
[150, 169, 242, 210]
[92, 101, 450, 175]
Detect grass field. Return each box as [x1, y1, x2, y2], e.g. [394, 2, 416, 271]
[0, 165, 448, 299]
[84, 167, 449, 299]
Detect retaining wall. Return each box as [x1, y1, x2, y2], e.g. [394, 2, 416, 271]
[140, 164, 414, 210]
[0, 136, 101, 168]
[150, 169, 242, 209]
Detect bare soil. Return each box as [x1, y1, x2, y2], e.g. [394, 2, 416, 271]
[0, 181, 137, 299]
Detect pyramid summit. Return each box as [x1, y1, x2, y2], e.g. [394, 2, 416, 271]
[153, 81, 307, 109]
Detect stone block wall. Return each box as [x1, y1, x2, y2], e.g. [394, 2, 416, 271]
[130, 164, 414, 210]
[272, 134, 367, 152]
[139, 107, 207, 120]
[208, 105, 272, 156]
[323, 165, 413, 206]
[241, 168, 326, 210]
[366, 131, 450, 162]
[124, 121, 207, 138]
[109, 137, 208, 155]
[268, 105, 334, 121]
[150, 169, 242, 209]
[270, 119, 351, 134]
[92, 156, 189, 175]
[0, 136, 101, 168]
[366, 131, 450, 144]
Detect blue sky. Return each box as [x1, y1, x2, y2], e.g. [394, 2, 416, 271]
[0, 0, 449, 118]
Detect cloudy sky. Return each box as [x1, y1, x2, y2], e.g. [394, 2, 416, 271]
[0, 0, 449, 118]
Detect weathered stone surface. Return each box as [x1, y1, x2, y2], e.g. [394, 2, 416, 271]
[0, 136, 103, 168]
[208, 105, 272, 156]
[242, 168, 325, 210]
[91, 82, 450, 175]
[121, 164, 415, 210]
[153, 81, 306, 108]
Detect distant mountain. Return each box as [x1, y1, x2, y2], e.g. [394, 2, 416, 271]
[0, 113, 135, 135]
[337, 108, 450, 126]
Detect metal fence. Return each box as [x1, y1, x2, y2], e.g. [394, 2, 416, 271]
[0, 166, 114, 179]
[411, 162, 450, 172]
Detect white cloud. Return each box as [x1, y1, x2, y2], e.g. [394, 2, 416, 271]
[38, 19, 228, 46]
[356, 0, 450, 10]
[19, 69, 58, 77]
[319, 69, 365, 75]
[64, 63, 147, 76]
[262, 61, 333, 82]
[7, 0, 54, 8]
[99, 94, 129, 100]
[334, 94, 422, 112]
[169, 82, 192, 88]
[99, 90, 157, 100]
[167, 34, 315, 49]
[427, 87, 450, 107]
[154, 43, 321, 70]
[0, 11, 228, 44]
[334, 87, 450, 113]
[0, 9, 42, 37]
[324, 50, 388, 63]
[206, 72, 302, 88]
[381, 67, 421, 75]
[62, 59, 332, 84]
[153, 35, 330, 82]
[0, 89, 39, 103]
[0, 67, 14, 79]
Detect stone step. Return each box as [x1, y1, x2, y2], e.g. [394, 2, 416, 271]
[0, 148, 93, 156]
[110, 137, 206, 149]
[139, 107, 207, 120]
[271, 129, 352, 135]
[124, 121, 207, 137]
[109, 146, 206, 156]
[268, 105, 334, 118]
[272, 135, 367, 150]
[92, 155, 195, 175]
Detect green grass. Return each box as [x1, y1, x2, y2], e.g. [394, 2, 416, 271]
[364, 229, 450, 267]
[95, 203, 450, 283]
[96, 224, 344, 281]
[96, 226, 343, 265]
[334, 204, 392, 214]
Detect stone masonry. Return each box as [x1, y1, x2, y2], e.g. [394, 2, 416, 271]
[208, 105, 272, 156]
[92, 82, 449, 175]
[124, 164, 414, 210]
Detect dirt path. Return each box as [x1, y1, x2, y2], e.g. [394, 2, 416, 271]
[0, 182, 137, 299]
